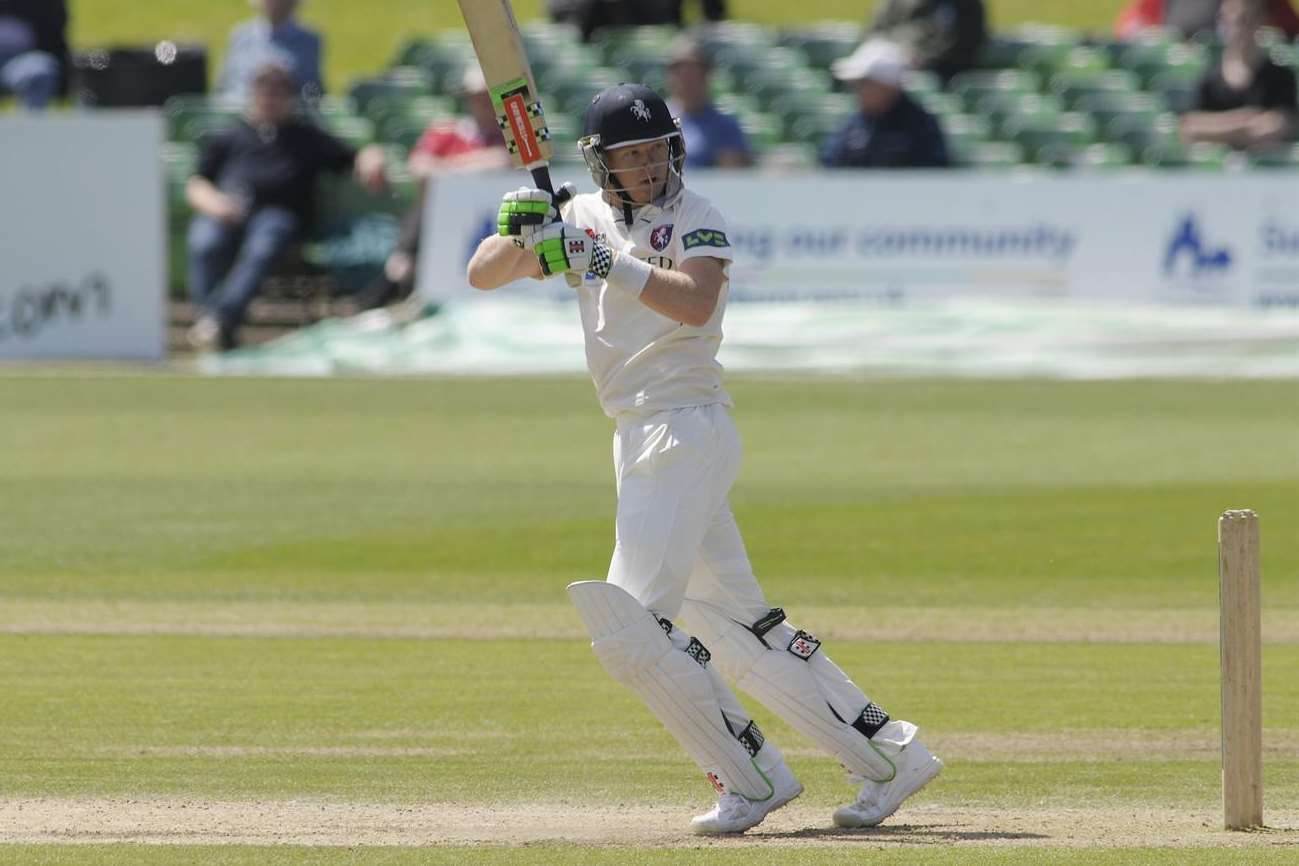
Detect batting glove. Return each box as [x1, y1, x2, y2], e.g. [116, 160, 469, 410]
[533, 222, 614, 278]
[497, 182, 576, 248]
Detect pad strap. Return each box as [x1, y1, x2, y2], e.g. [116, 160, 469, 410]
[852, 702, 891, 739]
[749, 608, 786, 647]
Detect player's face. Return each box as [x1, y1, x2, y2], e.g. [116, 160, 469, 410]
[605, 138, 671, 205]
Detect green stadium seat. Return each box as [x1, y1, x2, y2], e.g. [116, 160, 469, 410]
[778, 26, 858, 70]
[1020, 44, 1108, 79]
[549, 67, 623, 114]
[1004, 111, 1096, 163]
[972, 92, 1063, 138]
[1076, 91, 1164, 138]
[321, 115, 375, 148]
[760, 141, 820, 169]
[1247, 143, 1299, 168]
[1148, 67, 1204, 114]
[950, 70, 1042, 111]
[739, 112, 782, 153]
[350, 69, 433, 114]
[1108, 111, 1180, 155]
[978, 36, 1035, 70]
[164, 95, 241, 141]
[754, 68, 833, 114]
[1074, 142, 1135, 169]
[1143, 140, 1231, 170]
[1120, 42, 1209, 88]
[951, 140, 1026, 168]
[901, 70, 942, 96]
[912, 90, 962, 116]
[941, 112, 993, 140]
[1049, 69, 1139, 109]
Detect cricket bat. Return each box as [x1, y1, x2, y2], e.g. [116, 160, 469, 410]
[456, 0, 559, 195]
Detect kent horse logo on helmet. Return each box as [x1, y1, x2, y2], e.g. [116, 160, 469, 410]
[630, 98, 653, 122]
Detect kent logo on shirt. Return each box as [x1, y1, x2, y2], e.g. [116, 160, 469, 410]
[682, 229, 729, 250]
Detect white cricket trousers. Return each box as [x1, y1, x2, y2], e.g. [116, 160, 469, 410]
[606, 403, 770, 625]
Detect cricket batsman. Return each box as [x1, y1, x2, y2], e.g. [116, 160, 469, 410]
[467, 82, 941, 834]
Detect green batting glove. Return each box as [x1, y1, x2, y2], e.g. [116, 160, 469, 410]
[497, 183, 575, 247]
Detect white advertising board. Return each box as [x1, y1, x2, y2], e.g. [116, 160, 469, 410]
[419, 169, 1299, 311]
[0, 113, 166, 360]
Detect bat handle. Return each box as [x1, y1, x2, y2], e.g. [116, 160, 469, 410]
[531, 165, 574, 208]
[531, 166, 555, 195]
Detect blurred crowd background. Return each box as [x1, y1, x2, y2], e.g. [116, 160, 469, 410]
[4, 0, 1299, 351]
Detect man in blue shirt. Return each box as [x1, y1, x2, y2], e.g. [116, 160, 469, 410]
[666, 38, 753, 169]
[821, 39, 949, 169]
[217, 0, 324, 103]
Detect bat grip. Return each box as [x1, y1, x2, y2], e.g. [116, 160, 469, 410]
[530, 167, 554, 195]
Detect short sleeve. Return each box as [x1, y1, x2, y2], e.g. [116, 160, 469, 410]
[678, 200, 733, 264]
[196, 130, 233, 182]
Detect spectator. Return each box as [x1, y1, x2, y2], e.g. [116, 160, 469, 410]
[186, 60, 387, 351]
[1180, 0, 1297, 150]
[863, 0, 987, 82]
[218, 0, 324, 104]
[1116, 0, 1299, 41]
[664, 37, 753, 169]
[822, 39, 950, 168]
[0, 0, 67, 110]
[553, 0, 727, 43]
[357, 66, 510, 310]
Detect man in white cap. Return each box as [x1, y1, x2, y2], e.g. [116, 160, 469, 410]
[821, 39, 950, 169]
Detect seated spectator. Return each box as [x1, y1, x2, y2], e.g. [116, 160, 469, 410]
[553, 0, 727, 43]
[863, 0, 986, 82]
[1180, 0, 1297, 150]
[1117, 0, 1299, 41]
[0, 0, 67, 110]
[357, 65, 510, 310]
[665, 37, 752, 169]
[822, 39, 950, 169]
[186, 60, 387, 351]
[218, 0, 324, 104]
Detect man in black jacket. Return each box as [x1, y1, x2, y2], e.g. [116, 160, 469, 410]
[0, 0, 68, 109]
[185, 60, 388, 351]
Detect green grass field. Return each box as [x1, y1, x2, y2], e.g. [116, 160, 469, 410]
[70, 1, 1127, 97]
[1, 374, 1296, 864]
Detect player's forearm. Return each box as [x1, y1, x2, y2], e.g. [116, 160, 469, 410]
[633, 263, 718, 328]
[467, 234, 539, 290]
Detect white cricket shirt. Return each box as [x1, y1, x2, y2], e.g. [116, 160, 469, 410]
[560, 188, 734, 418]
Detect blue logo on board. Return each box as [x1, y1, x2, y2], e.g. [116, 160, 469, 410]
[1163, 214, 1232, 278]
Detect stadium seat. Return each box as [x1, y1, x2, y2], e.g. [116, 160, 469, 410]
[972, 92, 1063, 138]
[1049, 69, 1139, 110]
[778, 26, 858, 70]
[951, 140, 1026, 168]
[1020, 44, 1109, 79]
[1073, 142, 1135, 169]
[1107, 111, 1181, 156]
[1247, 143, 1299, 168]
[1004, 111, 1096, 163]
[1076, 92, 1164, 139]
[760, 141, 820, 169]
[950, 70, 1043, 112]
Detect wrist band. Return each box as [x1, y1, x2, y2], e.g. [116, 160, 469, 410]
[604, 251, 653, 297]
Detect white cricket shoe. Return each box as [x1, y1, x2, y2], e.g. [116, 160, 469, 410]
[833, 737, 943, 828]
[690, 761, 803, 835]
